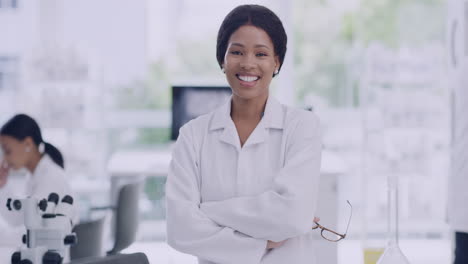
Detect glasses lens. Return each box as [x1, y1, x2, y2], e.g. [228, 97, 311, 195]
[322, 230, 342, 242]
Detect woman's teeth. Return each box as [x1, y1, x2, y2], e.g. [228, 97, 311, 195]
[237, 75, 260, 82]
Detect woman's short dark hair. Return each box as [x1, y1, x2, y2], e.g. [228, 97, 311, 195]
[216, 4, 287, 77]
[1, 114, 64, 169]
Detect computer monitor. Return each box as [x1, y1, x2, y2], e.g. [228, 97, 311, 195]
[171, 86, 232, 140]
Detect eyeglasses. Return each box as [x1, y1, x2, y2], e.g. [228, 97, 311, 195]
[312, 200, 353, 242]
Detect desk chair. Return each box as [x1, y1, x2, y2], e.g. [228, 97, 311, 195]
[90, 181, 142, 255]
[70, 217, 106, 260]
[69, 252, 149, 264]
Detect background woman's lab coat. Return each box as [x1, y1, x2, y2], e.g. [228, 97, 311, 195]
[166, 97, 322, 264]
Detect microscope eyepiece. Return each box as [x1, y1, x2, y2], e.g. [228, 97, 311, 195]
[38, 199, 48, 212]
[61, 195, 73, 205]
[47, 193, 59, 205]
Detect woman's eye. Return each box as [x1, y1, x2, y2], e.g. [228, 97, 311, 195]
[256, 53, 267, 57]
[230, 51, 242, 55]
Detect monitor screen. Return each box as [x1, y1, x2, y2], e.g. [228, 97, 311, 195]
[171, 86, 232, 140]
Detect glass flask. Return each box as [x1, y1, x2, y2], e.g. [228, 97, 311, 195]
[376, 174, 411, 264]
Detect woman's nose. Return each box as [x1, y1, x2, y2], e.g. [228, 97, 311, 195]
[239, 54, 256, 70]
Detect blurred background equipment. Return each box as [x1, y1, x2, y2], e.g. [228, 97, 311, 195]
[171, 85, 231, 140]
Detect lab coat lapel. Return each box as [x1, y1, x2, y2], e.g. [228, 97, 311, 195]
[210, 96, 285, 149]
[243, 96, 284, 147]
[219, 123, 240, 148]
[243, 120, 267, 147]
[210, 97, 240, 148]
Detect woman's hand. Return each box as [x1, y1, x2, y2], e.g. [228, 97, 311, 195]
[314, 216, 320, 223]
[266, 239, 287, 249]
[0, 159, 10, 188]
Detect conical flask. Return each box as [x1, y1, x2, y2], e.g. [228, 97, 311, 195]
[376, 174, 410, 264]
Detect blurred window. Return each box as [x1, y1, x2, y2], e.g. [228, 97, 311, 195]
[0, 57, 18, 91]
[0, 0, 18, 9]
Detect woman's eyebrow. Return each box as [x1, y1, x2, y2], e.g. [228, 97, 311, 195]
[231, 43, 244, 48]
[254, 44, 270, 49]
[230, 43, 270, 49]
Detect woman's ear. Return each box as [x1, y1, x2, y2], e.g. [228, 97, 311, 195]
[23, 137, 35, 149]
[273, 56, 280, 76]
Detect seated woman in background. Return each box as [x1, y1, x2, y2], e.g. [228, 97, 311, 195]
[0, 114, 77, 245]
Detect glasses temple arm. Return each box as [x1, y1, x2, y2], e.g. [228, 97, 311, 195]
[344, 200, 353, 235]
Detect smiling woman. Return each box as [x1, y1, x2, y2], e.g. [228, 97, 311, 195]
[222, 25, 279, 101]
[166, 5, 323, 264]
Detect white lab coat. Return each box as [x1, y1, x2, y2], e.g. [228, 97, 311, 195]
[0, 154, 77, 246]
[166, 96, 322, 264]
[448, 60, 468, 233]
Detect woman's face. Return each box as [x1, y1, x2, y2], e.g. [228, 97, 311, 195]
[0, 135, 30, 170]
[223, 25, 279, 101]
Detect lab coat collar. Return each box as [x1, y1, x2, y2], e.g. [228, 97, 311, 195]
[210, 95, 285, 148]
[26, 154, 56, 194]
[209, 97, 232, 131]
[262, 96, 285, 130]
[209, 95, 285, 131]
[32, 154, 54, 178]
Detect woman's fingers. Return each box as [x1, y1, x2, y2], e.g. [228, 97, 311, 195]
[0, 160, 10, 188]
[266, 239, 287, 249]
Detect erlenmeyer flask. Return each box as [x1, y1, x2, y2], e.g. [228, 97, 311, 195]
[376, 174, 410, 264]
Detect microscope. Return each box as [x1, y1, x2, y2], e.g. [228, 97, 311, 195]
[6, 193, 77, 264]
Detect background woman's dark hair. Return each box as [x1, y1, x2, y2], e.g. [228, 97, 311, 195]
[216, 4, 287, 77]
[0, 114, 64, 169]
